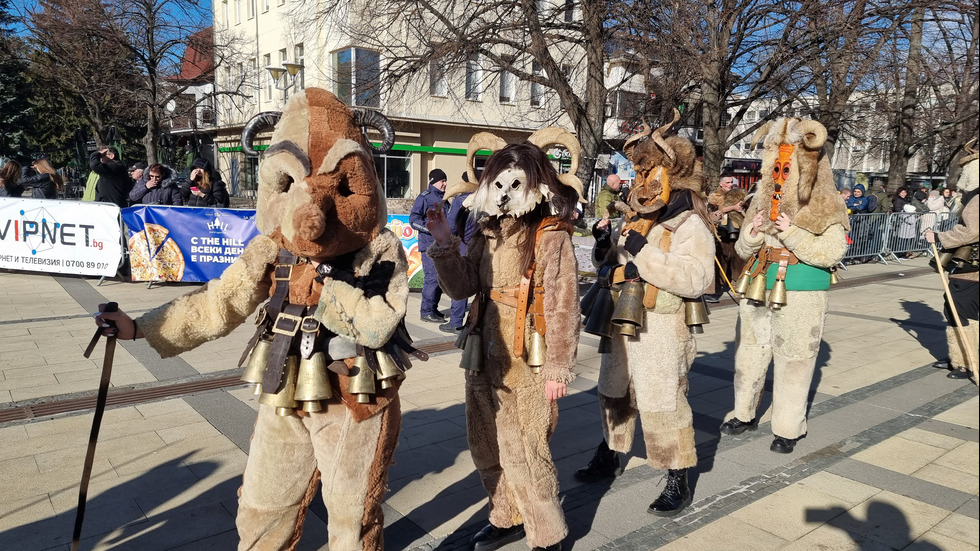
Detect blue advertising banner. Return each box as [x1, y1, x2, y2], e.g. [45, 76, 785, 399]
[121, 206, 260, 282]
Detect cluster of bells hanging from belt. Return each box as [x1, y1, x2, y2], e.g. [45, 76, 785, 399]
[731, 266, 840, 309]
[580, 278, 712, 352]
[453, 325, 547, 374]
[239, 336, 409, 416]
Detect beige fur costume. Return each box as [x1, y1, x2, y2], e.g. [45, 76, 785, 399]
[129, 89, 410, 550]
[726, 118, 849, 441]
[426, 133, 583, 549]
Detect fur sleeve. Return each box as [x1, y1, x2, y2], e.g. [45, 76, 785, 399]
[540, 231, 579, 384]
[631, 216, 715, 299]
[138, 234, 278, 358]
[314, 230, 408, 349]
[735, 226, 766, 259]
[779, 223, 848, 267]
[938, 195, 979, 249]
[427, 234, 484, 300]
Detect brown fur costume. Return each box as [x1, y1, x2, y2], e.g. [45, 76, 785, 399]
[426, 132, 582, 548]
[725, 118, 848, 442]
[594, 118, 715, 470]
[135, 89, 409, 550]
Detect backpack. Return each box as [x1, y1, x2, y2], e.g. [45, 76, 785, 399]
[866, 193, 878, 213]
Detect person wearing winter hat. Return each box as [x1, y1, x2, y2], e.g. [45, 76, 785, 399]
[409, 168, 450, 323]
[180, 157, 229, 207]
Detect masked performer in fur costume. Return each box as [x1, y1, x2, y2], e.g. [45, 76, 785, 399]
[95, 89, 418, 550]
[575, 109, 715, 516]
[925, 139, 979, 381]
[719, 118, 849, 454]
[424, 129, 583, 551]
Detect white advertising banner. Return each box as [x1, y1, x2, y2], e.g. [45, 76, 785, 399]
[0, 197, 124, 277]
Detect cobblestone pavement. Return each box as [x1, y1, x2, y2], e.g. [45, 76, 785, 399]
[0, 255, 976, 551]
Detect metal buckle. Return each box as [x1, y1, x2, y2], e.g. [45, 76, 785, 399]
[254, 307, 268, 326]
[272, 312, 303, 336]
[300, 316, 320, 333]
[274, 264, 293, 281]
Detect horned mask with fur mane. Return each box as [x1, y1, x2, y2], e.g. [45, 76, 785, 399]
[743, 117, 849, 235]
[240, 88, 395, 259]
[956, 138, 979, 194]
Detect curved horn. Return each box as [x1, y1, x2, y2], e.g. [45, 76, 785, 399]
[656, 108, 681, 137]
[527, 126, 583, 178]
[964, 137, 978, 155]
[795, 119, 827, 150]
[749, 121, 774, 150]
[241, 111, 282, 157]
[353, 109, 396, 153]
[652, 108, 681, 164]
[628, 191, 665, 214]
[467, 132, 507, 184]
[623, 122, 652, 161]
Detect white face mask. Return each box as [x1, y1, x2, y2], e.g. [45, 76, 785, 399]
[469, 165, 550, 218]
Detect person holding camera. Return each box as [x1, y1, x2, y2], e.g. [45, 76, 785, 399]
[88, 147, 130, 209]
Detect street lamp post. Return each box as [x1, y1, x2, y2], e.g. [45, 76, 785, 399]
[266, 62, 304, 100]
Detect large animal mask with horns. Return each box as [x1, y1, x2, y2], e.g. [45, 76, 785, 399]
[956, 138, 978, 194]
[240, 88, 395, 259]
[450, 127, 585, 219]
[621, 108, 703, 216]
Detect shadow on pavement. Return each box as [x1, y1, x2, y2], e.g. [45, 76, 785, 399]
[805, 501, 942, 550]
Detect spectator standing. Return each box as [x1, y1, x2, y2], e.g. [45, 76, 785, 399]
[129, 162, 147, 184]
[942, 187, 957, 212]
[410, 168, 449, 323]
[129, 164, 183, 206]
[88, 147, 130, 208]
[180, 158, 229, 207]
[594, 174, 623, 220]
[706, 173, 746, 302]
[441, 172, 478, 334]
[868, 181, 889, 213]
[22, 158, 64, 199]
[0, 159, 24, 197]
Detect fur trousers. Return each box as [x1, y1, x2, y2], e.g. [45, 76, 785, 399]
[728, 291, 829, 439]
[947, 321, 979, 371]
[597, 311, 698, 470]
[236, 400, 401, 551]
[465, 373, 567, 548]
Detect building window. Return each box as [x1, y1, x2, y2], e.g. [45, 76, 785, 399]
[531, 61, 544, 107]
[278, 49, 288, 100]
[429, 59, 447, 97]
[373, 149, 412, 198]
[263, 53, 272, 101]
[499, 70, 515, 103]
[334, 48, 381, 108]
[222, 0, 229, 28]
[263, 0, 270, 12]
[250, 57, 258, 104]
[235, 0, 241, 23]
[465, 53, 482, 101]
[294, 44, 305, 90]
[247, 0, 255, 18]
[563, 0, 574, 21]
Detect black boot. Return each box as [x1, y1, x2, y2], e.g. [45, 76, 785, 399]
[573, 440, 623, 483]
[648, 468, 692, 517]
[471, 523, 525, 550]
[532, 544, 562, 551]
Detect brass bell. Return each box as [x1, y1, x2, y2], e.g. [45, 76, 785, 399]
[241, 336, 273, 395]
[299, 400, 322, 412]
[734, 271, 752, 296]
[259, 355, 299, 415]
[526, 330, 547, 370]
[685, 298, 710, 334]
[375, 350, 404, 389]
[460, 331, 484, 372]
[618, 322, 636, 337]
[611, 281, 645, 331]
[348, 354, 376, 403]
[743, 274, 768, 305]
[768, 278, 787, 309]
[580, 281, 601, 317]
[294, 351, 333, 402]
[583, 287, 615, 338]
[829, 266, 841, 285]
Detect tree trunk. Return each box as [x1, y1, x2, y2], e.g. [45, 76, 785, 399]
[886, 6, 924, 193]
[143, 103, 159, 166]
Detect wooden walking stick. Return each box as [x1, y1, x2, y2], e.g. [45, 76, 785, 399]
[929, 242, 979, 383]
[72, 302, 119, 551]
[714, 256, 739, 303]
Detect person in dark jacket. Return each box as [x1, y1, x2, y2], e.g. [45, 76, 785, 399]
[409, 168, 449, 323]
[89, 147, 131, 208]
[440, 172, 478, 334]
[129, 163, 183, 206]
[21, 158, 64, 199]
[179, 157, 229, 207]
[0, 159, 24, 197]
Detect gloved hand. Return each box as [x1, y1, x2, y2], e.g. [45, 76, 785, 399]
[315, 262, 357, 287]
[592, 220, 612, 243]
[623, 261, 640, 281]
[623, 230, 647, 256]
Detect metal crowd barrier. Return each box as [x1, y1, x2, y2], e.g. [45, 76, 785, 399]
[844, 211, 960, 263]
